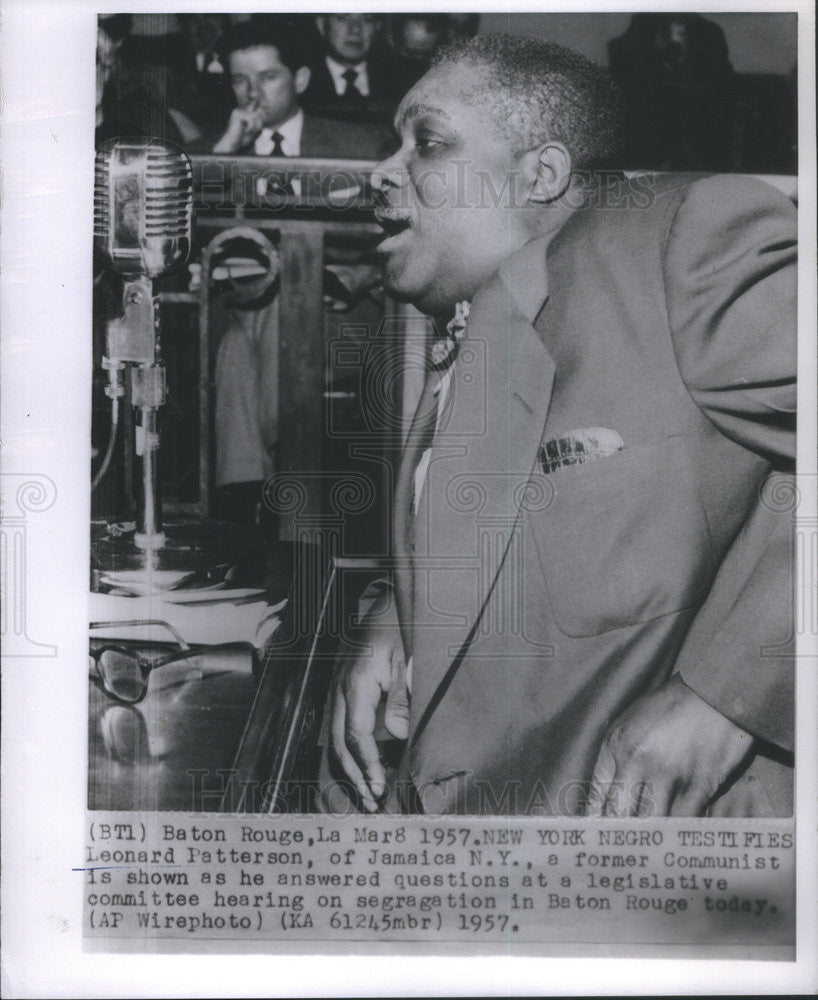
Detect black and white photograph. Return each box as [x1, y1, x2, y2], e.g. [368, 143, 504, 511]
[2, 2, 816, 996]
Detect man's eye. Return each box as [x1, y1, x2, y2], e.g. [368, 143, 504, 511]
[415, 136, 444, 155]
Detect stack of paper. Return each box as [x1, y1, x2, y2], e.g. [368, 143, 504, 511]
[88, 591, 287, 649]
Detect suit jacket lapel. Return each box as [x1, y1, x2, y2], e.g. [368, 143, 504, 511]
[305, 60, 337, 105]
[393, 372, 440, 662]
[300, 115, 318, 156]
[408, 265, 556, 736]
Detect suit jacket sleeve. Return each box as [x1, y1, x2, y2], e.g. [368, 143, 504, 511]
[662, 174, 797, 750]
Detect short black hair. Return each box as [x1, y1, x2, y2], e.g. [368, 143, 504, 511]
[217, 16, 311, 74]
[431, 34, 625, 171]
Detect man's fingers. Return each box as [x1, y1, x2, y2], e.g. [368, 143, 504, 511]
[232, 106, 262, 140]
[632, 776, 673, 817]
[326, 604, 404, 813]
[588, 741, 675, 817]
[384, 653, 409, 740]
[329, 679, 371, 808]
[586, 741, 616, 816]
[600, 778, 631, 817]
[593, 755, 707, 817]
[345, 672, 387, 807]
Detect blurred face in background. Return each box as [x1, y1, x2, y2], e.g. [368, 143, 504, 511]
[96, 26, 120, 123]
[397, 16, 449, 61]
[318, 14, 379, 64]
[228, 45, 309, 127]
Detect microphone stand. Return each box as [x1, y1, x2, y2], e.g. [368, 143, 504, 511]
[92, 138, 263, 591]
[94, 271, 263, 589]
[104, 275, 166, 551]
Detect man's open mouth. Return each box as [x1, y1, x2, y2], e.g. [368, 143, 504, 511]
[375, 210, 413, 249]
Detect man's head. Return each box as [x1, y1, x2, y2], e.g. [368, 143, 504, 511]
[219, 21, 310, 128]
[371, 35, 624, 316]
[395, 15, 450, 62]
[316, 14, 379, 65]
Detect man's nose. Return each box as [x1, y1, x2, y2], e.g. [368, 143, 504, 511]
[370, 148, 407, 194]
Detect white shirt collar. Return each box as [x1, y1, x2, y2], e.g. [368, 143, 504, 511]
[255, 108, 304, 157]
[325, 55, 370, 96]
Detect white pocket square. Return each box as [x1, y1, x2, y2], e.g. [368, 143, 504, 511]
[538, 427, 625, 474]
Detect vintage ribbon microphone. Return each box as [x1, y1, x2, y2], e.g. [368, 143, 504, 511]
[94, 138, 192, 554]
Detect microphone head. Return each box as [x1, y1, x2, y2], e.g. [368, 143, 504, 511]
[94, 138, 193, 278]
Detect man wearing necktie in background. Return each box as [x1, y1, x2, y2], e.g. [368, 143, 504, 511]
[205, 20, 391, 528]
[325, 35, 796, 818]
[210, 20, 392, 159]
[303, 14, 423, 126]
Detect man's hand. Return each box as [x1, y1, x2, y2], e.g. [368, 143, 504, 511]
[586, 674, 755, 817]
[212, 105, 264, 154]
[329, 590, 408, 812]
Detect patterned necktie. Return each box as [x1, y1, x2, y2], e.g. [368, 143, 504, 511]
[341, 68, 363, 99]
[393, 373, 440, 662]
[430, 300, 470, 371]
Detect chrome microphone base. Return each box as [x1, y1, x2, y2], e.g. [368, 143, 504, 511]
[90, 518, 264, 594]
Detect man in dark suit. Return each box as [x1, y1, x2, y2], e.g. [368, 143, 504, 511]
[302, 14, 423, 126]
[325, 35, 796, 817]
[209, 20, 393, 159]
[608, 13, 736, 170]
[206, 20, 393, 528]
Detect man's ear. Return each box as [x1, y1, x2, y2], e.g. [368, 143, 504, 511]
[294, 66, 311, 95]
[519, 141, 573, 204]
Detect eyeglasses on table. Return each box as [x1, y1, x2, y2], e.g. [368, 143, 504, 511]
[89, 619, 258, 705]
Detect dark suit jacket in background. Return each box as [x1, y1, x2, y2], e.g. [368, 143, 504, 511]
[400, 173, 796, 817]
[302, 51, 423, 125]
[298, 112, 394, 160]
[608, 14, 736, 170]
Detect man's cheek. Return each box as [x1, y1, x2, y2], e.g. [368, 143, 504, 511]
[413, 170, 449, 211]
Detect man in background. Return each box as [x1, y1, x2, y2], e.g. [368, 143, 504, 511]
[392, 13, 481, 69]
[210, 19, 392, 158]
[207, 19, 392, 529]
[96, 13, 207, 146]
[608, 12, 736, 170]
[392, 14, 455, 69]
[303, 13, 422, 125]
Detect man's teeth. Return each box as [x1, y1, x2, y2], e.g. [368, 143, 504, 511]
[377, 213, 412, 235]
